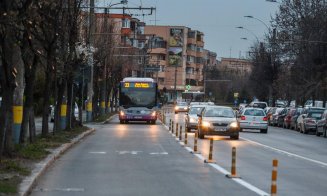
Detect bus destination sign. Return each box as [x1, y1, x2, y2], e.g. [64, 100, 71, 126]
[124, 82, 152, 88]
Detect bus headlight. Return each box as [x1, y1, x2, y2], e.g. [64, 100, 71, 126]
[120, 111, 125, 116]
[202, 121, 211, 127]
[229, 121, 239, 128]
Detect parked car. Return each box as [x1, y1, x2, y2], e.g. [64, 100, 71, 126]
[197, 105, 240, 139]
[276, 108, 288, 127]
[267, 107, 277, 126]
[239, 108, 268, 133]
[185, 105, 206, 132]
[174, 102, 188, 114]
[271, 108, 285, 126]
[50, 102, 79, 122]
[304, 100, 323, 108]
[290, 107, 304, 130]
[283, 108, 297, 129]
[297, 107, 325, 133]
[316, 109, 327, 137]
[248, 101, 268, 109]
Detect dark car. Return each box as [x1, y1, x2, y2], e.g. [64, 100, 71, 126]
[267, 107, 277, 126]
[290, 107, 304, 130]
[271, 108, 286, 126]
[276, 108, 288, 127]
[316, 109, 327, 137]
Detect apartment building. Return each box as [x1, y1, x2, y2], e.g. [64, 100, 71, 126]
[217, 57, 252, 76]
[145, 25, 211, 101]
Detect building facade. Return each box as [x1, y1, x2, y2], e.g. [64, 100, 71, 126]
[217, 57, 252, 76]
[145, 25, 210, 102]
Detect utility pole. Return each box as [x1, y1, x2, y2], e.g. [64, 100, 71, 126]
[87, 0, 95, 122]
[174, 65, 177, 103]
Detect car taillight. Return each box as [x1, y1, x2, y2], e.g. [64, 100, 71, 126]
[241, 116, 246, 120]
[263, 117, 268, 121]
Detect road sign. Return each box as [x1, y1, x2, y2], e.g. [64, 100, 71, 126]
[186, 85, 191, 90]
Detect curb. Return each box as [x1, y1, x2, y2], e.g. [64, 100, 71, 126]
[103, 114, 118, 124]
[18, 128, 96, 196]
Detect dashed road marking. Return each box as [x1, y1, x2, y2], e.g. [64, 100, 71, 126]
[149, 152, 169, 155]
[35, 188, 85, 192]
[89, 151, 107, 154]
[116, 151, 143, 155]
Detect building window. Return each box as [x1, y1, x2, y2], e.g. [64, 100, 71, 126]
[158, 54, 166, 60]
[196, 47, 203, 52]
[187, 44, 196, 51]
[188, 31, 196, 38]
[186, 67, 194, 74]
[187, 55, 195, 63]
[122, 18, 130, 28]
[196, 57, 203, 64]
[196, 34, 202, 42]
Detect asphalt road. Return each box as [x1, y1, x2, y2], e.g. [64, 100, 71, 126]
[31, 115, 256, 196]
[168, 111, 327, 196]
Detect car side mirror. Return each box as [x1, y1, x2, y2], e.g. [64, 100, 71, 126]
[197, 114, 202, 118]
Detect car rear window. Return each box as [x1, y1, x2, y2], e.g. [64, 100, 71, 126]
[244, 109, 265, 116]
[189, 107, 203, 114]
[252, 103, 267, 109]
[308, 112, 323, 119]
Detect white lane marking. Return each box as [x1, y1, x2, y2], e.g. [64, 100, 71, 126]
[149, 152, 169, 155]
[241, 137, 327, 167]
[36, 188, 85, 192]
[116, 151, 143, 155]
[89, 151, 107, 154]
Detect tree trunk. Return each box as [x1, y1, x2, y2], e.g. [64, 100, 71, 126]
[41, 56, 53, 137]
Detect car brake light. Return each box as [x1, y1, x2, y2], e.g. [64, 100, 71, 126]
[241, 116, 246, 120]
[263, 116, 268, 121]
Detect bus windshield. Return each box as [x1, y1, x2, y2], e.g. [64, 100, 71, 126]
[120, 82, 157, 108]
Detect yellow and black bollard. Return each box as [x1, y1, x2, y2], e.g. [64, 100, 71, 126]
[179, 125, 182, 141]
[175, 123, 179, 137]
[204, 138, 215, 163]
[271, 159, 278, 196]
[192, 131, 199, 154]
[226, 147, 239, 178]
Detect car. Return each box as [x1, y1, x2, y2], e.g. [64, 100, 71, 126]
[297, 107, 325, 133]
[174, 102, 188, 114]
[270, 108, 285, 126]
[316, 109, 327, 137]
[289, 107, 304, 130]
[266, 107, 277, 125]
[185, 105, 206, 132]
[276, 108, 289, 127]
[50, 102, 79, 122]
[197, 105, 240, 139]
[283, 108, 296, 129]
[248, 101, 268, 109]
[239, 107, 268, 133]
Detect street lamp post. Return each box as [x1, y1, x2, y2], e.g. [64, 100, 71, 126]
[244, 15, 270, 31]
[236, 26, 259, 43]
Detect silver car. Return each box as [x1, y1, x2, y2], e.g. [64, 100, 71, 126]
[197, 106, 240, 140]
[185, 105, 206, 132]
[239, 108, 268, 133]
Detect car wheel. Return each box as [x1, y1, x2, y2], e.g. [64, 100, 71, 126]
[175, 112, 177, 114]
[198, 128, 205, 139]
[230, 134, 239, 140]
[239, 128, 243, 132]
[323, 126, 327, 138]
[186, 127, 191, 132]
[260, 129, 268, 134]
[316, 129, 321, 136]
[120, 120, 124, 124]
[151, 120, 156, 125]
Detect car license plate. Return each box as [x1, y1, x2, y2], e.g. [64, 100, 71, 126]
[215, 128, 226, 131]
[134, 116, 142, 119]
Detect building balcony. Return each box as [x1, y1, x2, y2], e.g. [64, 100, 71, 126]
[148, 48, 167, 54]
[196, 51, 205, 58]
[149, 59, 166, 66]
[186, 73, 197, 80]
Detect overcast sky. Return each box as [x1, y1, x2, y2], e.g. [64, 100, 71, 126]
[99, 0, 279, 59]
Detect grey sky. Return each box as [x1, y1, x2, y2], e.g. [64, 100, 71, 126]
[99, 0, 279, 58]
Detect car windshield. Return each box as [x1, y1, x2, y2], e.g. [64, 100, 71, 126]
[204, 108, 234, 118]
[308, 112, 323, 119]
[177, 102, 187, 106]
[244, 109, 265, 116]
[188, 107, 204, 114]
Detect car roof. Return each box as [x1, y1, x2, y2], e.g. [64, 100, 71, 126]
[243, 107, 265, 111]
[204, 105, 233, 109]
[189, 105, 206, 108]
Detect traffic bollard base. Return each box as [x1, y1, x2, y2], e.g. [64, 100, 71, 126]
[191, 151, 201, 154]
[226, 174, 241, 178]
[204, 159, 216, 164]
